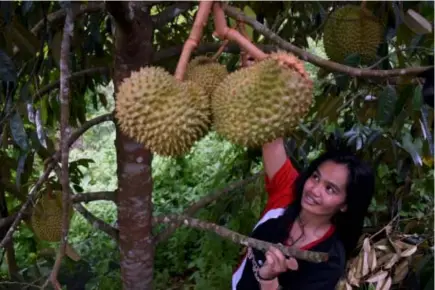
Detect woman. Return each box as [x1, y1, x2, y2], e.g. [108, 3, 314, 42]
[232, 137, 375, 290]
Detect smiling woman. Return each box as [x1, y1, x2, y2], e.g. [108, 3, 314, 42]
[232, 138, 375, 290]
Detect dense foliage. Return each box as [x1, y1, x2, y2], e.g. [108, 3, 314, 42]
[0, 1, 433, 289]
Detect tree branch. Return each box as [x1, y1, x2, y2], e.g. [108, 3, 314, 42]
[72, 191, 115, 203]
[32, 67, 110, 103]
[31, 2, 105, 36]
[155, 172, 262, 243]
[222, 3, 432, 78]
[152, 2, 196, 28]
[105, 1, 133, 33]
[154, 214, 328, 263]
[42, 7, 75, 289]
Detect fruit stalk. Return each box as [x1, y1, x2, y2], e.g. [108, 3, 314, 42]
[174, 1, 213, 81]
[212, 2, 267, 61]
[211, 39, 229, 61]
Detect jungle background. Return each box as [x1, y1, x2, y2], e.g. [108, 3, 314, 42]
[0, 1, 433, 290]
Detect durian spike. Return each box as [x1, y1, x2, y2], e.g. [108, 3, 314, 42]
[211, 39, 229, 61]
[269, 51, 313, 86]
[212, 2, 267, 61]
[174, 1, 213, 81]
[236, 20, 250, 67]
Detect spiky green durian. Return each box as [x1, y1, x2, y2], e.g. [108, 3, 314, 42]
[115, 66, 211, 156]
[211, 52, 313, 148]
[185, 56, 229, 96]
[323, 5, 384, 64]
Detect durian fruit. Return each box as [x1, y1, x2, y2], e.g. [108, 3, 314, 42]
[115, 66, 211, 157]
[323, 5, 384, 64]
[184, 56, 229, 96]
[30, 190, 73, 242]
[211, 52, 313, 148]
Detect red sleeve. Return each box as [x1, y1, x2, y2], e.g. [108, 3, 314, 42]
[262, 158, 299, 215]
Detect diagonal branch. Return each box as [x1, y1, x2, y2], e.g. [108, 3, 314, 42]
[152, 2, 196, 28]
[155, 172, 262, 243]
[222, 3, 432, 78]
[154, 214, 328, 263]
[0, 113, 113, 249]
[72, 191, 115, 203]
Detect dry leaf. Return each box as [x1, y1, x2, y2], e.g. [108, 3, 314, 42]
[384, 254, 400, 269]
[369, 249, 377, 271]
[363, 237, 371, 253]
[377, 253, 395, 267]
[366, 270, 389, 283]
[400, 245, 417, 257]
[393, 259, 409, 283]
[380, 276, 392, 290]
[362, 250, 370, 276]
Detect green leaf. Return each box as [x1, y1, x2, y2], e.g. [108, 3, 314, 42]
[0, 49, 17, 82]
[412, 85, 423, 111]
[376, 85, 398, 126]
[9, 111, 29, 151]
[400, 132, 423, 166]
[243, 5, 256, 41]
[16, 151, 28, 188]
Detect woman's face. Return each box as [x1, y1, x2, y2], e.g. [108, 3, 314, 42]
[301, 160, 349, 216]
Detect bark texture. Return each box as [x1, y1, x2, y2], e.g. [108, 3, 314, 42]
[110, 2, 155, 289]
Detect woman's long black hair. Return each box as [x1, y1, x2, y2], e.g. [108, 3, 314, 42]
[276, 147, 375, 260]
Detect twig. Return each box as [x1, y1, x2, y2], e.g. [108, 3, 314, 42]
[221, 3, 432, 78]
[154, 214, 329, 263]
[31, 3, 105, 36]
[42, 6, 74, 289]
[212, 3, 267, 61]
[174, 1, 214, 81]
[155, 172, 262, 243]
[211, 40, 229, 61]
[152, 2, 196, 27]
[32, 67, 109, 102]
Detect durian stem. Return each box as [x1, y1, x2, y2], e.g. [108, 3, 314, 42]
[211, 39, 229, 61]
[236, 20, 250, 67]
[212, 2, 267, 61]
[174, 1, 213, 81]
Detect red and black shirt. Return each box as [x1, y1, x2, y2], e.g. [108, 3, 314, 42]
[232, 158, 346, 289]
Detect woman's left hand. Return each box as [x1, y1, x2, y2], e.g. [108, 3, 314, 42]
[258, 246, 299, 280]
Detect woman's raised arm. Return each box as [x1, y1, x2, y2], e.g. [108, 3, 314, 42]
[262, 138, 288, 180]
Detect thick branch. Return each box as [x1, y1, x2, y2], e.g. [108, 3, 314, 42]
[222, 3, 432, 78]
[155, 172, 262, 243]
[43, 7, 75, 289]
[105, 1, 132, 32]
[155, 214, 328, 263]
[152, 2, 196, 28]
[73, 203, 119, 242]
[72, 191, 115, 203]
[31, 2, 105, 35]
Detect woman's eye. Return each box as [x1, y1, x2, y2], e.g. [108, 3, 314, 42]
[326, 186, 335, 194]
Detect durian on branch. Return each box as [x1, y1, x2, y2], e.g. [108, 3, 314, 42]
[221, 3, 431, 78]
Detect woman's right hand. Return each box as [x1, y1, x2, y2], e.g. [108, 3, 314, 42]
[258, 246, 299, 280]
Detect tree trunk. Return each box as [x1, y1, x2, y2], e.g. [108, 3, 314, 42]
[111, 2, 155, 289]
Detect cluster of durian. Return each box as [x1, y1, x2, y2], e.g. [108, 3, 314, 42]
[30, 190, 73, 242]
[115, 52, 313, 157]
[323, 5, 384, 64]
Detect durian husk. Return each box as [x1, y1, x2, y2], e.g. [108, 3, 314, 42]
[115, 66, 211, 157]
[185, 56, 229, 96]
[323, 5, 384, 64]
[211, 52, 313, 148]
[30, 190, 73, 242]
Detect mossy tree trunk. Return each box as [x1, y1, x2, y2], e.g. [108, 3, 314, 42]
[108, 2, 155, 289]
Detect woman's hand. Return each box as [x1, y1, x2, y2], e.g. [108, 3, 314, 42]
[258, 246, 299, 281]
